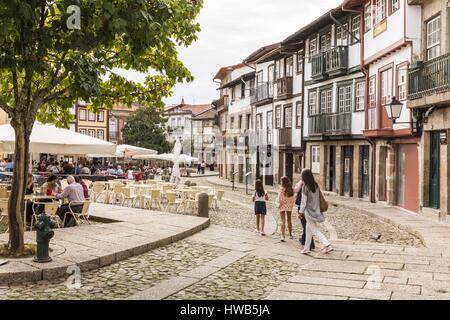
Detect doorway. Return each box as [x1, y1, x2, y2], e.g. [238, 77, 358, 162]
[342, 146, 353, 197]
[327, 146, 336, 192]
[429, 132, 441, 209]
[360, 146, 370, 198]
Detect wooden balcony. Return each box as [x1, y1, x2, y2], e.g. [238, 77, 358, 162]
[408, 53, 450, 103]
[278, 128, 292, 146]
[308, 113, 352, 136]
[276, 76, 293, 99]
[250, 82, 273, 106]
[311, 46, 349, 80]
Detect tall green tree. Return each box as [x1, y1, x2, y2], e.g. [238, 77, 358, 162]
[123, 107, 172, 154]
[0, 0, 203, 254]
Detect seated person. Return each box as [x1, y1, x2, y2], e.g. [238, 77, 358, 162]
[25, 173, 34, 225]
[116, 166, 124, 176]
[42, 174, 62, 196]
[80, 165, 91, 175]
[74, 176, 89, 199]
[55, 175, 85, 227]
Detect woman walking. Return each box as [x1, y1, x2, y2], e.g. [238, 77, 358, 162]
[252, 179, 268, 236]
[277, 176, 295, 242]
[299, 169, 333, 254]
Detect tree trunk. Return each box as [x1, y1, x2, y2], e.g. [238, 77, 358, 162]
[8, 120, 31, 255]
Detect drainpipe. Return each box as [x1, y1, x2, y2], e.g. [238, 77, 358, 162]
[341, 4, 376, 203]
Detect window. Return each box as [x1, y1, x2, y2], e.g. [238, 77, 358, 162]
[79, 109, 87, 121]
[230, 117, 234, 130]
[97, 130, 104, 140]
[246, 114, 251, 130]
[352, 16, 360, 41]
[364, 2, 372, 32]
[267, 111, 273, 144]
[177, 118, 182, 127]
[256, 71, 263, 84]
[296, 49, 304, 74]
[285, 56, 294, 77]
[311, 146, 320, 174]
[338, 85, 352, 113]
[256, 114, 262, 130]
[355, 81, 365, 111]
[231, 86, 236, 101]
[284, 105, 292, 129]
[308, 91, 318, 116]
[171, 118, 176, 127]
[268, 65, 274, 84]
[309, 38, 318, 57]
[88, 111, 95, 121]
[238, 115, 243, 129]
[296, 99, 302, 128]
[390, 0, 400, 14]
[380, 68, 393, 106]
[79, 128, 87, 135]
[320, 32, 332, 52]
[320, 88, 333, 114]
[374, 0, 386, 25]
[275, 106, 282, 129]
[88, 129, 96, 137]
[278, 58, 285, 79]
[274, 60, 279, 80]
[97, 110, 105, 122]
[427, 16, 441, 60]
[397, 64, 408, 101]
[241, 83, 246, 99]
[336, 24, 349, 46]
[369, 76, 376, 109]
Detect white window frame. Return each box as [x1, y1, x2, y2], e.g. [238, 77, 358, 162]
[88, 111, 96, 121]
[364, 2, 372, 32]
[97, 110, 104, 122]
[352, 16, 360, 41]
[88, 129, 96, 137]
[296, 100, 302, 128]
[309, 38, 318, 58]
[355, 81, 365, 111]
[284, 105, 293, 129]
[374, 0, 386, 26]
[369, 77, 376, 109]
[79, 109, 87, 121]
[308, 91, 318, 116]
[381, 68, 393, 106]
[338, 85, 352, 113]
[97, 129, 104, 140]
[427, 15, 441, 60]
[336, 24, 349, 46]
[320, 88, 333, 114]
[79, 128, 87, 135]
[397, 66, 408, 101]
[311, 146, 320, 174]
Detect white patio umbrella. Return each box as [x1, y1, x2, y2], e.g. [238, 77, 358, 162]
[0, 123, 117, 155]
[116, 144, 157, 157]
[134, 153, 199, 163]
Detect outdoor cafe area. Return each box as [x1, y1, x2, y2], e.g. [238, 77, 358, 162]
[88, 179, 225, 215]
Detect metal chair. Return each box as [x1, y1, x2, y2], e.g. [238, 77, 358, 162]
[63, 201, 91, 226]
[145, 189, 162, 209]
[91, 183, 107, 203]
[0, 199, 8, 233]
[31, 201, 61, 230]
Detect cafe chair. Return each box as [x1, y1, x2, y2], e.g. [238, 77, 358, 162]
[31, 202, 61, 230]
[64, 201, 91, 226]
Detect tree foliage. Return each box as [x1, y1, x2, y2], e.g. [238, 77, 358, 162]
[0, 0, 203, 253]
[123, 107, 172, 154]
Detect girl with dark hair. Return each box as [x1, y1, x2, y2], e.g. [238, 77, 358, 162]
[299, 169, 333, 254]
[252, 179, 269, 236]
[277, 176, 295, 242]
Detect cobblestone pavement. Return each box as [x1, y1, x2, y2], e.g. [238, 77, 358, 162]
[167, 255, 298, 300]
[2, 241, 226, 300]
[0, 176, 444, 300]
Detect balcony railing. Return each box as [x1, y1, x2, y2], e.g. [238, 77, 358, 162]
[311, 46, 349, 79]
[250, 82, 273, 105]
[278, 128, 292, 146]
[308, 113, 352, 135]
[408, 53, 450, 100]
[276, 76, 293, 98]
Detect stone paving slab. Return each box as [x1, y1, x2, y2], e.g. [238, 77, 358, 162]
[0, 203, 209, 285]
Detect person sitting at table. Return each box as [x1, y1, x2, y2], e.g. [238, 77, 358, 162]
[56, 175, 85, 227]
[43, 174, 62, 196]
[116, 166, 124, 176]
[74, 176, 89, 199]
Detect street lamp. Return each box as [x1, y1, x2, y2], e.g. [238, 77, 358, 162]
[384, 96, 404, 123]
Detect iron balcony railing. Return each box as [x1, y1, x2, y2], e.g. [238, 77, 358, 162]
[276, 76, 293, 98]
[308, 113, 352, 136]
[250, 82, 273, 105]
[408, 53, 450, 100]
[311, 46, 349, 79]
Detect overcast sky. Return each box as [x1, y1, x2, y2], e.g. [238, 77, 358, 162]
[124, 0, 343, 106]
